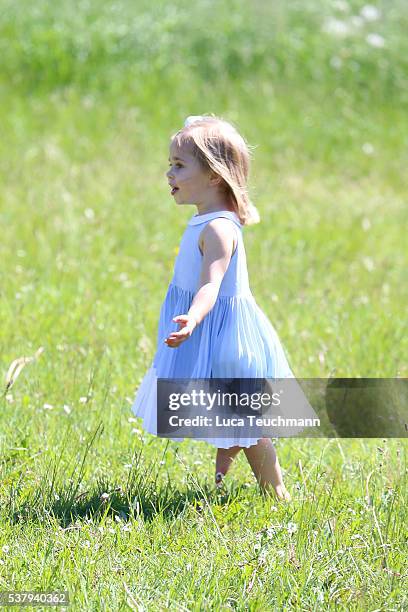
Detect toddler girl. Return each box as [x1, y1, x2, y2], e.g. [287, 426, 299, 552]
[132, 114, 293, 501]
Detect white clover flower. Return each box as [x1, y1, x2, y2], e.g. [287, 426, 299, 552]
[361, 5, 381, 21]
[323, 18, 351, 37]
[84, 208, 95, 220]
[287, 521, 298, 535]
[362, 257, 375, 272]
[330, 56, 343, 69]
[362, 142, 375, 155]
[366, 33, 385, 47]
[258, 550, 267, 564]
[333, 1, 349, 11]
[361, 217, 371, 231]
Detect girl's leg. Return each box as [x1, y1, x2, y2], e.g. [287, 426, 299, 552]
[243, 438, 291, 501]
[215, 445, 242, 486]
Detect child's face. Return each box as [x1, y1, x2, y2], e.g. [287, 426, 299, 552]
[166, 142, 219, 207]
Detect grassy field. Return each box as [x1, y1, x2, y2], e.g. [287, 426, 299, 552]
[0, 0, 407, 609]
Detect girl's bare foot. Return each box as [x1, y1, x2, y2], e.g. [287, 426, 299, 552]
[261, 483, 291, 503]
[244, 438, 291, 501]
[274, 484, 291, 502]
[215, 471, 225, 488]
[214, 446, 241, 488]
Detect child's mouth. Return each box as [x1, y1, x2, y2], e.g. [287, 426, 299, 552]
[171, 187, 179, 195]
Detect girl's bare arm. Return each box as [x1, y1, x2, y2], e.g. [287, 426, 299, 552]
[164, 219, 236, 348]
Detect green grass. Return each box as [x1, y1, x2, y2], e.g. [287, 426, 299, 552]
[0, 0, 407, 609]
[1, 429, 407, 609]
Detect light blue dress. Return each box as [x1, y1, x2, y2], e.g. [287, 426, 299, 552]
[132, 210, 294, 448]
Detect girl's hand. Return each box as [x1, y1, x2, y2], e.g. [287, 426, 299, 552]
[164, 314, 197, 348]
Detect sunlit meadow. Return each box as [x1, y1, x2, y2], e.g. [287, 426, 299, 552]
[0, 0, 407, 609]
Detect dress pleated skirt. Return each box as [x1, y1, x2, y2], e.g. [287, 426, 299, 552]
[132, 283, 295, 448]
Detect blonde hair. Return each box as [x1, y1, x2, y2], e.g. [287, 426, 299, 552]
[170, 114, 260, 226]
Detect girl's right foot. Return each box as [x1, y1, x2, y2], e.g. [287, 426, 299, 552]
[273, 484, 291, 502]
[262, 483, 291, 502]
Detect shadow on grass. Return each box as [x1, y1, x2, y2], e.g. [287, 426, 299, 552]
[6, 422, 249, 527]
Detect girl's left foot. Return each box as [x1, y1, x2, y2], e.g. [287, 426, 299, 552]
[215, 472, 225, 488]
